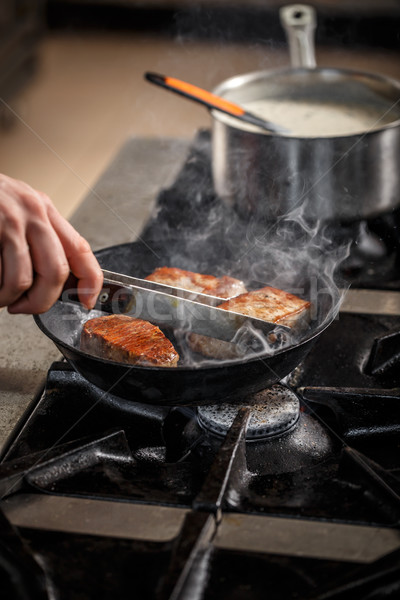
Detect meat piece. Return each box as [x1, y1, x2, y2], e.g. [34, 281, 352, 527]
[189, 286, 311, 360]
[188, 334, 244, 360]
[80, 315, 179, 367]
[217, 286, 311, 328]
[145, 267, 247, 298]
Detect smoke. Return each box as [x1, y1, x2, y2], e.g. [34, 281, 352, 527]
[170, 208, 349, 367]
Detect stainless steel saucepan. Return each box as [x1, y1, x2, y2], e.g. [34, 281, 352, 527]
[211, 4, 400, 222]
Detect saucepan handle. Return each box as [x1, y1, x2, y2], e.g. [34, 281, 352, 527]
[279, 4, 317, 68]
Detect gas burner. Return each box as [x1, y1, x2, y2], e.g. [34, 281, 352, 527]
[197, 384, 300, 440]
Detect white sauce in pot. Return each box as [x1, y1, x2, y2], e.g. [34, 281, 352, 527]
[219, 98, 400, 138]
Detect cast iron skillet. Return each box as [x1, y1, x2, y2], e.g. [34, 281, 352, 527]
[34, 241, 340, 406]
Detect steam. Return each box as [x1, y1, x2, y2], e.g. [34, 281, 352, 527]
[237, 200, 351, 300]
[176, 209, 350, 367]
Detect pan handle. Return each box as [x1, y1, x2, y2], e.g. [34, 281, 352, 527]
[279, 4, 317, 68]
[59, 272, 133, 314]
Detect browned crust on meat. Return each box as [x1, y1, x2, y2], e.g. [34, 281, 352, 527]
[217, 286, 311, 327]
[81, 315, 179, 367]
[145, 267, 247, 298]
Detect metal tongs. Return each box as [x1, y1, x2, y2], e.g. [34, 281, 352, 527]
[63, 269, 289, 342]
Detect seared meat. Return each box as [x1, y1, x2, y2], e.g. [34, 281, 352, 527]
[81, 314, 179, 367]
[189, 286, 311, 360]
[145, 267, 247, 298]
[217, 286, 311, 328]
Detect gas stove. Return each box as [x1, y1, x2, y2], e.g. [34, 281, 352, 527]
[1, 132, 400, 600]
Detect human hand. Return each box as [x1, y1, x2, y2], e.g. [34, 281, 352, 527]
[0, 174, 103, 314]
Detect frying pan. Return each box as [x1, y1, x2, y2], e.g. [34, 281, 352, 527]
[34, 240, 340, 406]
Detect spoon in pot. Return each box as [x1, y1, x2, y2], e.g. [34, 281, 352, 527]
[144, 72, 288, 134]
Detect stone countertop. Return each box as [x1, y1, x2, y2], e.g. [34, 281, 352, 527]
[0, 137, 190, 457]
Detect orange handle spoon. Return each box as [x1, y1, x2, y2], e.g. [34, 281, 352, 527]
[145, 72, 288, 134]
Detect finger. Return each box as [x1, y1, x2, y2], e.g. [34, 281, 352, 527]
[45, 200, 103, 309]
[0, 233, 33, 308]
[8, 219, 70, 314]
